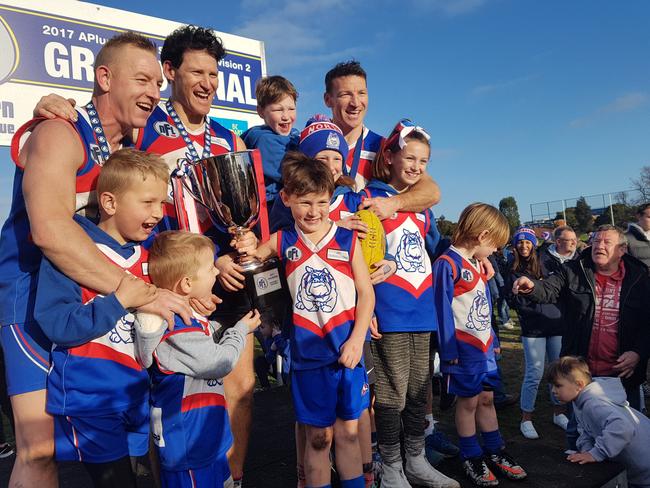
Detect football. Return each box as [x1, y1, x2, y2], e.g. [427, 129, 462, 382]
[356, 209, 386, 271]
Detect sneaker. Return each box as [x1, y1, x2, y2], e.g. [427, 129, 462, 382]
[0, 443, 13, 459]
[499, 321, 515, 330]
[553, 413, 569, 431]
[405, 450, 460, 488]
[426, 431, 460, 458]
[519, 421, 539, 439]
[462, 457, 498, 487]
[381, 461, 412, 488]
[486, 450, 527, 481]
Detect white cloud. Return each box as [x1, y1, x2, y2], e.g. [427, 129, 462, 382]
[471, 74, 539, 96]
[570, 91, 648, 128]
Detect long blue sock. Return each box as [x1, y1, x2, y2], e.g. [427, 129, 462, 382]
[481, 429, 505, 455]
[340, 475, 364, 488]
[459, 434, 482, 460]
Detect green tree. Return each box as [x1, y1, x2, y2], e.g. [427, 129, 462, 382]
[575, 196, 594, 234]
[437, 215, 456, 238]
[594, 203, 636, 227]
[555, 207, 578, 229]
[498, 196, 521, 233]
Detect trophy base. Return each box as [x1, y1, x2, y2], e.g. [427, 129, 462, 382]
[210, 257, 290, 332]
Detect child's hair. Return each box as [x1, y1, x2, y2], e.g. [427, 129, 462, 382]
[96, 148, 169, 196]
[372, 119, 431, 183]
[161, 25, 226, 68]
[452, 203, 510, 249]
[256, 76, 298, 108]
[546, 356, 592, 385]
[281, 152, 335, 197]
[324, 60, 366, 94]
[148, 231, 215, 290]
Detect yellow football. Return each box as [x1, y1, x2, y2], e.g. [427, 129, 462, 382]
[355, 209, 386, 271]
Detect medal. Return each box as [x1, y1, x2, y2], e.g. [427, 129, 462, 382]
[165, 99, 212, 160]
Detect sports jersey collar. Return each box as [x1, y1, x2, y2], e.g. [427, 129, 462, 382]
[366, 179, 398, 196]
[295, 220, 337, 252]
[73, 214, 140, 258]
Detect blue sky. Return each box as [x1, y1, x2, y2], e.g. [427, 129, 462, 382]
[1, 0, 649, 224]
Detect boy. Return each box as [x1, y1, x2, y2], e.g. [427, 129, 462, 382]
[246, 154, 375, 488]
[548, 356, 650, 488]
[33, 148, 168, 485]
[242, 76, 300, 210]
[135, 231, 260, 487]
[433, 203, 527, 487]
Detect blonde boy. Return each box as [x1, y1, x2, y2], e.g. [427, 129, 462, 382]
[135, 231, 260, 488]
[547, 357, 650, 488]
[433, 203, 526, 487]
[34, 148, 168, 483]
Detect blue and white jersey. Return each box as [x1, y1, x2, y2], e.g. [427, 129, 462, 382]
[278, 223, 358, 370]
[0, 108, 110, 327]
[150, 315, 232, 472]
[364, 180, 439, 333]
[346, 127, 383, 190]
[35, 215, 150, 416]
[433, 246, 499, 375]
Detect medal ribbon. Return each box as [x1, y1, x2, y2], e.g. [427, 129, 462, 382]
[165, 99, 212, 160]
[84, 101, 111, 163]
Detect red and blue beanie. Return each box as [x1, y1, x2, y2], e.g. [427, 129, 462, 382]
[512, 227, 538, 247]
[299, 115, 349, 159]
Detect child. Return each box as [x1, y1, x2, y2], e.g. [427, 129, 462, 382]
[135, 230, 261, 487]
[547, 356, 650, 488]
[242, 75, 300, 211]
[247, 154, 374, 488]
[433, 203, 526, 487]
[366, 119, 458, 488]
[254, 319, 290, 389]
[33, 148, 167, 484]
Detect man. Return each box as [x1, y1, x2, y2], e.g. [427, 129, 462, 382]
[323, 61, 441, 218]
[1, 32, 192, 487]
[539, 225, 579, 275]
[513, 225, 650, 410]
[36, 27, 256, 485]
[625, 203, 650, 269]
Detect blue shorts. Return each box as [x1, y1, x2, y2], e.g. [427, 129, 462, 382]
[161, 455, 231, 488]
[0, 322, 51, 396]
[291, 363, 369, 427]
[446, 369, 501, 398]
[54, 401, 149, 463]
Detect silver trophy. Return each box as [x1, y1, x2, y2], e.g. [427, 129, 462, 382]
[172, 149, 289, 328]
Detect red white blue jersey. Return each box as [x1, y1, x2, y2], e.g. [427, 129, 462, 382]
[278, 224, 357, 370]
[35, 216, 150, 416]
[346, 127, 383, 190]
[433, 246, 499, 375]
[150, 315, 232, 472]
[328, 187, 364, 222]
[135, 104, 236, 234]
[0, 108, 112, 326]
[364, 182, 437, 333]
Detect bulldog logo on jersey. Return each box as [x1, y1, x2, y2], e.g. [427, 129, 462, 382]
[110, 313, 136, 344]
[465, 289, 490, 332]
[295, 266, 337, 313]
[395, 229, 425, 273]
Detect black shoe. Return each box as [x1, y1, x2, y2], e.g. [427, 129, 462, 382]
[486, 450, 527, 480]
[494, 393, 518, 410]
[462, 457, 498, 487]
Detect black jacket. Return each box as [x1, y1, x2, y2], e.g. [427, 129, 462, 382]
[526, 250, 650, 387]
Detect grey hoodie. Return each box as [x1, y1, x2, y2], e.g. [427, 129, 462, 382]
[574, 377, 650, 487]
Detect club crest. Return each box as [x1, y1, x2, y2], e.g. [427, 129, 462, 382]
[295, 266, 337, 313]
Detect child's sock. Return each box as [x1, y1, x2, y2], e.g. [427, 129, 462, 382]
[340, 475, 365, 488]
[481, 429, 505, 455]
[459, 434, 482, 460]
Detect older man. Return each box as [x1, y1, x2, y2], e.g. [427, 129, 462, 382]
[539, 225, 579, 276]
[513, 225, 650, 410]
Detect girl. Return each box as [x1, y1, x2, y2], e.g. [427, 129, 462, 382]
[508, 227, 568, 440]
[367, 119, 457, 488]
[433, 204, 527, 487]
